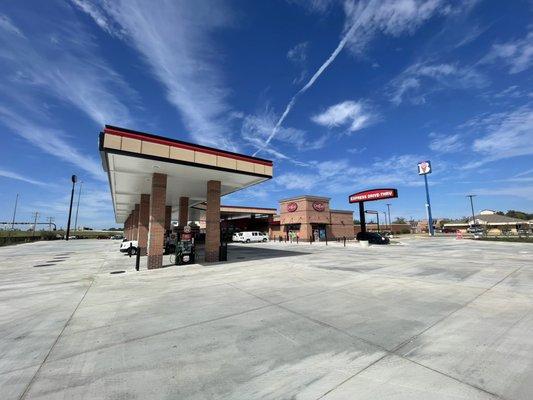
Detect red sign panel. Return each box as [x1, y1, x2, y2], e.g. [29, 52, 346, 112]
[312, 201, 325, 212]
[287, 202, 298, 212]
[348, 188, 398, 203]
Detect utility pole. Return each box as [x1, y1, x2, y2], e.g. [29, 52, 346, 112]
[466, 195, 477, 226]
[46, 216, 55, 231]
[66, 175, 77, 240]
[386, 203, 392, 229]
[11, 193, 19, 230]
[31, 212, 39, 237]
[74, 180, 83, 232]
[383, 211, 388, 230]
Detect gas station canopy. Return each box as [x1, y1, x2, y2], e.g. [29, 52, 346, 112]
[99, 125, 273, 223]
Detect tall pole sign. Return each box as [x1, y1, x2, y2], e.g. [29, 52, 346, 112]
[417, 161, 434, 236]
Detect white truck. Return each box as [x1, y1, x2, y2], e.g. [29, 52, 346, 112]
[120, 239, 138, 254]
[232, 231, 268, 243]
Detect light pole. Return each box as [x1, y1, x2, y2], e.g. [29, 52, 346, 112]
[31, 211, 39, 238]
[383, 211, 388, 230]
[66, 175, 77, 240]
[365, 210, 380, 232]
[74, 181, 83, 232]
[11, 193, 19, 230]
[466, 195, 477, 226]
[386, 203, 392, 229]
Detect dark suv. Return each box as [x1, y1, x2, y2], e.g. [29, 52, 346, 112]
[356, 231, 390, 245]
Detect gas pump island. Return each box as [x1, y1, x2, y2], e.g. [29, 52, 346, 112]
[172, 225, 195, 265]
[348, 188, 398, 232]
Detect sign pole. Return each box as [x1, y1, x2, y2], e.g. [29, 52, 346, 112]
[424, 173, 434, 236]
[359, 202, 366, 233]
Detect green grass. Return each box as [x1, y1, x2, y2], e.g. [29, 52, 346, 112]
[0, 230, 121, 246]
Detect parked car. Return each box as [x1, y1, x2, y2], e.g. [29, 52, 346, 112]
[356, 232, 390, 245]
[120, 240, 138, 254]
[232, 231, 268, 243]
[112, 234, 124, 240]
[467, 225, 485, 235]
[382, 231, 394, 239]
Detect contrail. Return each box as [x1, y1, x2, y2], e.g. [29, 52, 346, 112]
[252, 2, 371, 157]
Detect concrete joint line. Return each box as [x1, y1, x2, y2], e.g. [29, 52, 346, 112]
[227, 279, 511, 400]
[18, 278, 96, 400]
[18, 252, 111, 400]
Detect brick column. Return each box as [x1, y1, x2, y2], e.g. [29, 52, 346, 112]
[148, 173, 167, 269]
[124, 216, 129, 240]
[138, 194, 150, 255]
[165, 206, 172, 232]
[132, 204, 140, 241]
[205, 181, 220, 262]
[179, 196, 189, 228]
[127, 214, 132, 240]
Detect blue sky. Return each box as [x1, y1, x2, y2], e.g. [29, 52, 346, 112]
[0, 0, 532, 228]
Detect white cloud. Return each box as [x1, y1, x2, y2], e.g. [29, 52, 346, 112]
[428, 133, 463, 153]
[311, 100, 375, 133]
[0, 107, 105, 181]
[390, 62, 486, 105]
[71, 0, 123, 37]
[0, 8, 135, 127]
[275, 154, 426, 193]
[287, 41, 309, 84]
[484, 32, 533, 74]
[241, 110, 326, 165]
[342, 0, 449, 54]
[29, 184, 116, 228]
[253, 0, 459, 156]
[471, 185, 533, 200]
[287, 42, 309, 64]
[467, 106, 533, 167]
[0, 14, 24, 37]
[0, 168, 46, 186]
[75, 0, 236, 150]
[288, 0, 336, 14]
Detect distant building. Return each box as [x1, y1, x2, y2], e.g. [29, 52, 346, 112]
[269, 195, 354, 241]
[443, 210, 531, 235]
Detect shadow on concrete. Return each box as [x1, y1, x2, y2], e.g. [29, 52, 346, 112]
[158, 243, 310, 268]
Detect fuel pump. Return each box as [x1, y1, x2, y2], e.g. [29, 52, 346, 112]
[174, 225, 195, 265]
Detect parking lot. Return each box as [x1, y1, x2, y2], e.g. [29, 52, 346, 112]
[0, 237, 532, 399]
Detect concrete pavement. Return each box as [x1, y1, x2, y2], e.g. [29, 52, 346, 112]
[0, 237, 531, 399]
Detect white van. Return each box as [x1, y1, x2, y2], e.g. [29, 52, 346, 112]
[232, 231, 268, 243]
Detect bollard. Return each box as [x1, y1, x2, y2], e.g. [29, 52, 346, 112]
[325, 236, 328, 246]
[343, 236, 346, 247]
[296, 235, 299, 244]
[135, 249, 141, 271]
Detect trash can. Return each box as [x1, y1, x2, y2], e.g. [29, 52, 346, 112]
[219, 243, 228, 261]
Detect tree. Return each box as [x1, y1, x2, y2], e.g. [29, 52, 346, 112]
[393, 217, 406, 224]
[505, 210, 532, 220]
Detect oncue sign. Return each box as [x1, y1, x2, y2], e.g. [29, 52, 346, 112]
[348, 188, 398, 233]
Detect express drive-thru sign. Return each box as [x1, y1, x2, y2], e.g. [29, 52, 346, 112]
[349, 188, 398, 203]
